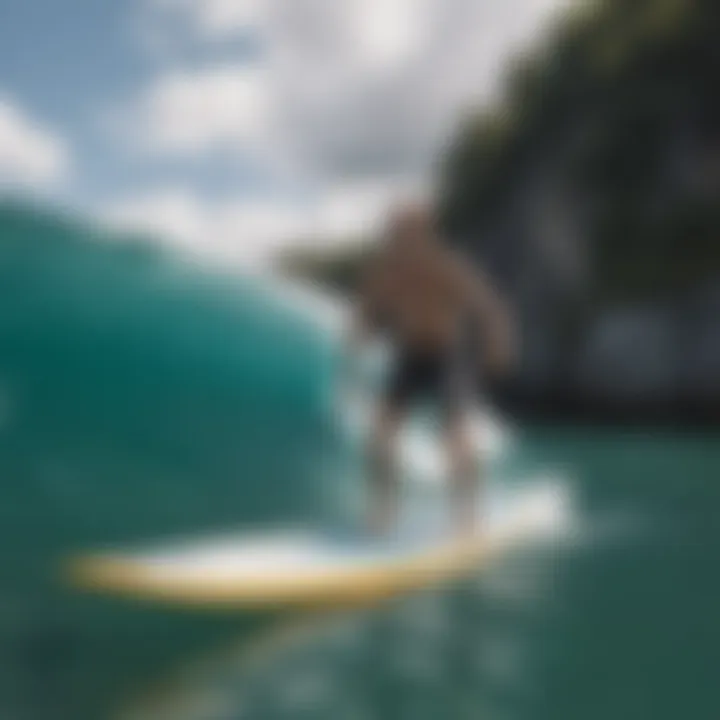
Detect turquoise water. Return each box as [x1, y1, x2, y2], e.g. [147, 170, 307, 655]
[0, 205, 718, 719]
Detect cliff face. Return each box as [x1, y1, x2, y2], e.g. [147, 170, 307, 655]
[439, 0, 720, 423]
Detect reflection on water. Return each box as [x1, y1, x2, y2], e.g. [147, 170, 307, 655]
[117, 524, 568, 720]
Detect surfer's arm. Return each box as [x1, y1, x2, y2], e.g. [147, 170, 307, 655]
[459, 259, 517, 376]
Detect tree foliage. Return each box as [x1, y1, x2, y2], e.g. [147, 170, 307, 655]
[441, 0, 720, 303]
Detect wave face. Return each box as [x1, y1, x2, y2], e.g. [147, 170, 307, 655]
[0, 203, 342, 554]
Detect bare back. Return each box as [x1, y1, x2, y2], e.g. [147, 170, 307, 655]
[362, 241, 468, 353]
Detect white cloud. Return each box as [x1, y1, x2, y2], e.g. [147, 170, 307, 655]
[132, 66, 272, 157]
[0, 96, 69, 188]
[270, 0, 568, 179]
[137, 0, 566, 175]
[105, 187, 207, 247]
[348, 0, 432, 74]
[120, 0, 568, 257]
[105, 187, 303, 266]
[308, 177, 429, 242]
[150, 0, 260, 39]
[102, 178, 412, 267]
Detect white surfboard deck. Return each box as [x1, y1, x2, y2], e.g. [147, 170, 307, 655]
[68, 481, 566, 610]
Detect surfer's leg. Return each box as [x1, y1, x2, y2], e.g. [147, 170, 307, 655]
[366, 402, 403, 536]
[441, 353, 480, 537]
[367, 351, 419, 535]
[445, 411, 480, 537]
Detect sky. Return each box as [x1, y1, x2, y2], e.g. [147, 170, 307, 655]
[0, 0, 569, 267]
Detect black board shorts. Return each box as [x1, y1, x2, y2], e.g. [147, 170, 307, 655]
[383, 346, 474, 421]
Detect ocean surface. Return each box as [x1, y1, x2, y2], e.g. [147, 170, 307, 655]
[0, 204, 718, 720]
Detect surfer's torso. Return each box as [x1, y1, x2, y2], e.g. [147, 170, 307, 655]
[362, 241, 469, 354]
[360, 239, 476, 416]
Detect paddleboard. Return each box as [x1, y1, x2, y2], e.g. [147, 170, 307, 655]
[67, 482, 565, 610]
